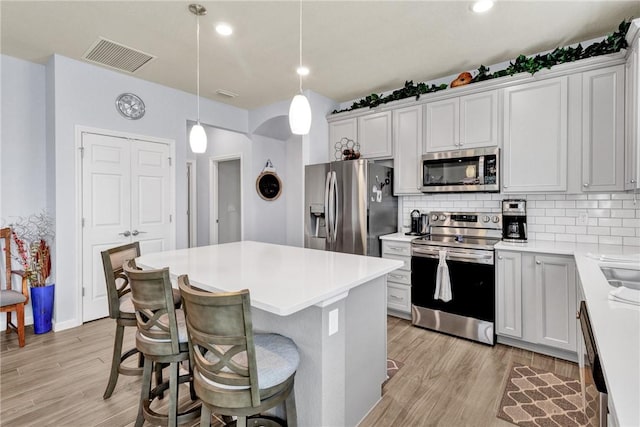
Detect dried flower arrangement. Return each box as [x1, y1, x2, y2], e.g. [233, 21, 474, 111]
[7, 212, 54, 287]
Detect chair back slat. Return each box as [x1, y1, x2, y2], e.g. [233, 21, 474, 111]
[101, 242, 140, 319]
[124, 259, 180, 354]
[178, 275, 261, 408]
[1, 228, 11, 291]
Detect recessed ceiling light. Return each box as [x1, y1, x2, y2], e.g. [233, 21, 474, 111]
[297, 66, 310, 76]
[472, 0, 494, 13]
[215, 23, 233, 36]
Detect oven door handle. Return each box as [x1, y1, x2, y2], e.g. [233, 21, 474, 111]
[412, 247, 493, 262]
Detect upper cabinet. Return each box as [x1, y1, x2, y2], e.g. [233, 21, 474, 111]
[626, 33, 640, 190]
[393, 105, 423, 195]
[424, 91, 498, 152]
[328, 111, 392, 160]
[328, 118, 357, 161]
[581, 65, 625, 192]
[358, 111, 393, 159]
[503, 76, 568, 193]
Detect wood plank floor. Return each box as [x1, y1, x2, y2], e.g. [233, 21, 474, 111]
[0, 316, 578, 426]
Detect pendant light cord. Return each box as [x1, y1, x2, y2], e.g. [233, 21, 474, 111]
[196, 10, 201, 123]
[298, 0, 303, 94]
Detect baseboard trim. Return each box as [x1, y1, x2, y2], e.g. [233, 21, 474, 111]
[53, 318, 82, 332]
[497, 335, 578, 363]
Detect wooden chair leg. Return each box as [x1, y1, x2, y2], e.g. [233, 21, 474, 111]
[199, 404, 212, 427]
[168, 362, 179, 427]
[103, 323, 125, 399]
[285, 388, 297, 427]
[16, 305, 25, 347]
[6, 312, 11, 334]
[136, 357, 153, 427]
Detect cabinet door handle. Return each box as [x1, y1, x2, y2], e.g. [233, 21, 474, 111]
[388, 246, 406, 251]
[583, 183, 589, 187]
[498, 256, 503, 260]
[389, 274, 404, 279]
[503, 185, 508, 189]
[389, 295, 403, 301]
[631, 179, 637, 184]
[536, 260, 542, 265]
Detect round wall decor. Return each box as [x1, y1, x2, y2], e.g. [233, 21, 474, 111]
[256, 171, 282, 201]
[115, 93, 146, 120]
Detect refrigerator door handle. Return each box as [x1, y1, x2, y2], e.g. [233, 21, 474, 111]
[324, 171, 332, 243]
[332, 171, 339, 243]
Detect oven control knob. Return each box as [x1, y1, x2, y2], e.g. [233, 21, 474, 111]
[431, 214, 439, 222]
[483, 215, 490, 223]
[438, 214, 446, 221]
[491, 215, 500, 223]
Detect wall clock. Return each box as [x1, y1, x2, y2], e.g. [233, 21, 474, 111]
[115, 93, 145, 120]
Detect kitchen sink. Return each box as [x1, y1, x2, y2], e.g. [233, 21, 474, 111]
[600, 266, 640, 290]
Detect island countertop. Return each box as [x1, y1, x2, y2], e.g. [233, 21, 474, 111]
[136, 240, 403, 316]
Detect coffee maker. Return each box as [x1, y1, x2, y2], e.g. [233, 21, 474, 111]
[502, 200, 527, 242]
[406, 209, 428, 236]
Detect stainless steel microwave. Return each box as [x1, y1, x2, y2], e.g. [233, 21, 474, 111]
[421, 147, 499, 193]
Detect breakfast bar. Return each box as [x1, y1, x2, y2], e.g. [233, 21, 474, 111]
[136, 241, 403, 427]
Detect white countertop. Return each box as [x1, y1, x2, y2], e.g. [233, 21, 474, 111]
[497, 239, 640, 426]
[379, 232, 420, 242]
[136, 241, 403, 317]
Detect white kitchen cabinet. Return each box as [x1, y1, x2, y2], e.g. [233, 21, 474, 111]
[582, 65, 625, 192]
[496, 250, 577, 357]
[381, 240, 412, 318]
[424, 91, 498, 152]
[503, 76, 568, 193]
[625, 34, 640, 190]
[358, 111, 393, 159]
[393, 105, 423, 194]
[496, 251, 522, 338]
[328, 117, 357, 161]
[532, 255, 577, 352]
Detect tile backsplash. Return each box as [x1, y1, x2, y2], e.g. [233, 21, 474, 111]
[399, 193, 640, 246]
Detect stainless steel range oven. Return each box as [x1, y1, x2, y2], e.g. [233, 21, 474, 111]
[411, 211, 502, 345]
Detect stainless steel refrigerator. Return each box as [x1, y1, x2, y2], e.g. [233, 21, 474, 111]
[304, 160, 397, 256]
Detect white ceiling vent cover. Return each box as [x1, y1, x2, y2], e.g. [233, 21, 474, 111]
[83, 37, 156, 73]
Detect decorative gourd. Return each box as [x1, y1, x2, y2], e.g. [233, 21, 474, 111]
[450, 72, 473, 88]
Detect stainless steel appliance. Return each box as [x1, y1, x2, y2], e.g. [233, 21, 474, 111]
[304, 159, 397, 256]
[421, 147, 499, 193]
[502, 199, 528, 242]
[411, 211, 502, 345]
[578, 300, 608, 426]
[406, 210, 428, 236]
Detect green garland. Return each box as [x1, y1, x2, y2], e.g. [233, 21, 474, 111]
[331, 20, 631, 115]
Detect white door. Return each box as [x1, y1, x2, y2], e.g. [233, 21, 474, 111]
[209, 157, 242, 245]
[81, 133, 172, 322]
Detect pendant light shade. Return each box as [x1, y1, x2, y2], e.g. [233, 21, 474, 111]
[289, 0, 311, 135]
[289, 94, 312, 135]
[189, 4, 207, 153]
[189, 122, 207, 153]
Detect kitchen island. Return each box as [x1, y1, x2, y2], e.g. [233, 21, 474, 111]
[136, 241, 403, 427]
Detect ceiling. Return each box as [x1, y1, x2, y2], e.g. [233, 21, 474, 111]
[2, 1, 639, 110]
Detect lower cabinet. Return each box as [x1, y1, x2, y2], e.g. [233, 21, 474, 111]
[496, 250, 577, 358]
[381, 240, 412, 319]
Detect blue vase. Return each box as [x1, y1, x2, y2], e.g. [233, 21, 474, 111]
[30, 284, 55, 334]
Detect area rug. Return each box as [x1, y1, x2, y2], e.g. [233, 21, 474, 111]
[497, 364, 598, 427]
[386, 358, 404, 382]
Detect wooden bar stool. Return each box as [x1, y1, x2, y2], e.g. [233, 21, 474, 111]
[101, 242, 182, 399]
[178, 275, 298, 427]
[124, 260, 199, 427]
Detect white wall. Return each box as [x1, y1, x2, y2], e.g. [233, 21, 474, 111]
[0, 55, 47, 330]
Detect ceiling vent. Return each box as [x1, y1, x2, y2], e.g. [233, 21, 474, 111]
[216, 89, 239, 98]
[83, 37, 156, 73]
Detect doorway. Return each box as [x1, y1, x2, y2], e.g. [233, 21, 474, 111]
[80, 130, 175, 322]
[186, 160, 197, 248]
[209, 155, 242, 244]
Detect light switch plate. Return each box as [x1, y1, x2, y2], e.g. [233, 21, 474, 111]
[329, 309, 339, 336]
[577, 211, 589, 226]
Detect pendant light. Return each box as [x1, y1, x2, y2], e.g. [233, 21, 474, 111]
[289, 0, 312, 135]
[189, 4, 207, 153]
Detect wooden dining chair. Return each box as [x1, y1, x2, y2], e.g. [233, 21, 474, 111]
[123, 259, 199, 427]
[0, 227, 28, 348]
[178, 275, 299, 427]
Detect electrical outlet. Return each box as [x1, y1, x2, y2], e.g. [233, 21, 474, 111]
[577, 211, 589, 226]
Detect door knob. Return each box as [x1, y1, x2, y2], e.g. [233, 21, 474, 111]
[131, 230, 147, 236]
[119, 231, 131, 237]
